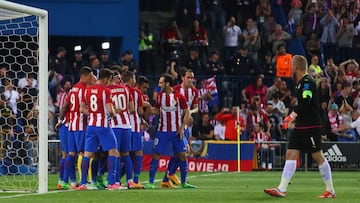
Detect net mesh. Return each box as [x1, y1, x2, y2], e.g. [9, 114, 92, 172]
[0, 15, 39, 192]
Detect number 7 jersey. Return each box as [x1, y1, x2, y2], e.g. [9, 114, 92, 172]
[84, 84, 113, 127]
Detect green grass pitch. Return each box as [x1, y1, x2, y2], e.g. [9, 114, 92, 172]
[0, 171, 358, 203]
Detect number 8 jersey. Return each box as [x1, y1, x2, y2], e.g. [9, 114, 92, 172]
[84, 84, 113, 127]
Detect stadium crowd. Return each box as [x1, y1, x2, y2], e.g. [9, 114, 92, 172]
[1, 0, 360, 182]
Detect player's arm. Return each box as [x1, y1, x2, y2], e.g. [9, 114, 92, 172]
[58, 98, 70, 121]
[55, 100, 69, 130]
[179, 108, 190, 140]
[128, 100, 135, 114]
[107, 103, 116, 118]
[80, 102, 89, 116]
[190, 104, 198, 115]
[150, 106, 160, 115]
[190, 89, 199, 114]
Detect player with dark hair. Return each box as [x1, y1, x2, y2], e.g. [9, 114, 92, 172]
[121, 71, 144, 188]
[57, 66, 94, 189]
[264, 55, 336, 198]
[108, 69, 135, 189]
[78, 68, 120, 190]
[145, 74, 195, 189]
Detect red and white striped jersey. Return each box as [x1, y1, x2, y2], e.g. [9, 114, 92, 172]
[250, 131, 271, 150]
[198, 87, 209, 113]
[108, 84, 133, 129]
[156, 91, 188, 132]
[62, 111, 71, 127]
[56, 88, 68, 113]
[66, 82, 87, 131]
[328, 112, 343, 129]
[173, 84, 198, 109]
[127, 85, 144, 132]
[142, 94, 149, 103]
[84, 84, 113, 127]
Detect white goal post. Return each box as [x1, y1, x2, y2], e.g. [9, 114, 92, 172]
[0, 1, 48, 193]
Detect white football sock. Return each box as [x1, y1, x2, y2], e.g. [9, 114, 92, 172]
[318, 160, 335, 193]
[278, 160, 297, 192]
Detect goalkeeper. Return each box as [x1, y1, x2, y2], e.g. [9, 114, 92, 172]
[264, 55, 336, 199]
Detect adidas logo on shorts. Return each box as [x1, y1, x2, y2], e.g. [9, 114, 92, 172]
[324, 144, 347, 162]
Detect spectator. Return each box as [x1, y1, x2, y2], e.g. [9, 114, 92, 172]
[3, 82, 19, 115]
[289, 0, 303, 26]
[308, 55, 323, 85]
[246, 104, 270, 135]
[228, 46, 257, 75]
[268, 93, 286, 119]
[349, 110, 360, 138]
[302, 4, 321, 37]
[260, 51, 276, 77]
[100, 50, 116, 69]
[139, 23, 155, 74]
[185, 115, 199, 142]
[17, 73, 37, 90]
[213, 112, 227, 140]
[161, 20, 183, 59]
[72, 50, 86, 83]
[187, 19, 209, 63]
[0, 65, 7, 87]
[242, 18, 261, 61]
[268, 24, 291, 54]
[89, 57, 101, 78]
[333, 82, 354, 113]
[235, 0, 257, 28]
[278, 80, 292, 108]
[186, 47, 205, 76]
[320, 10, 339, 63]
[265, 102, 283, 141]
[224, 106, 245, 141]
[250, 123, 275, 170]
[318, 77, 332, 104]
[205, 50, 225, 75]
[306, 32, 321, 62]
[324, 57, 338, 84]
[204, 0, 226, 42]
[177, 0, 204, 28]
[325, 103, 343, 141]
[50, 46, 72, 82]
[120, 50, 137, 73]
[274, 44, 292, 78]
[197, 79, 212, 114]
[255, 0, 272, 27]
[198, 113, 214, 140]
[223, 16, 242, 61]
[265, 77, 282, 102]
[353, 82, 360, 111]
[261, 16, 276, 50]
[337, 15, 355, 62]
[242, 75, 268, 106]
[339, 59, 359, 84]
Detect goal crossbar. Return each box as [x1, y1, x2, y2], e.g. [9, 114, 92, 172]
[0, 1, 48, 194]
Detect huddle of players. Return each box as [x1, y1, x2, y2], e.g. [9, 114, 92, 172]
[56, 66, 197, 190]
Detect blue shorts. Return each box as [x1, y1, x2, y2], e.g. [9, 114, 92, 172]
[58, 125, 69, 152]
[131, 132, 143, 151]
[68, 131, 85, 153]
[85, 126, 117, 152]
[113, 128, 131, 153]
[153, 131, 186, 155]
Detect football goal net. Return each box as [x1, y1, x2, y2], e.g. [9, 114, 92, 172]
[0, 1, 48, 193]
